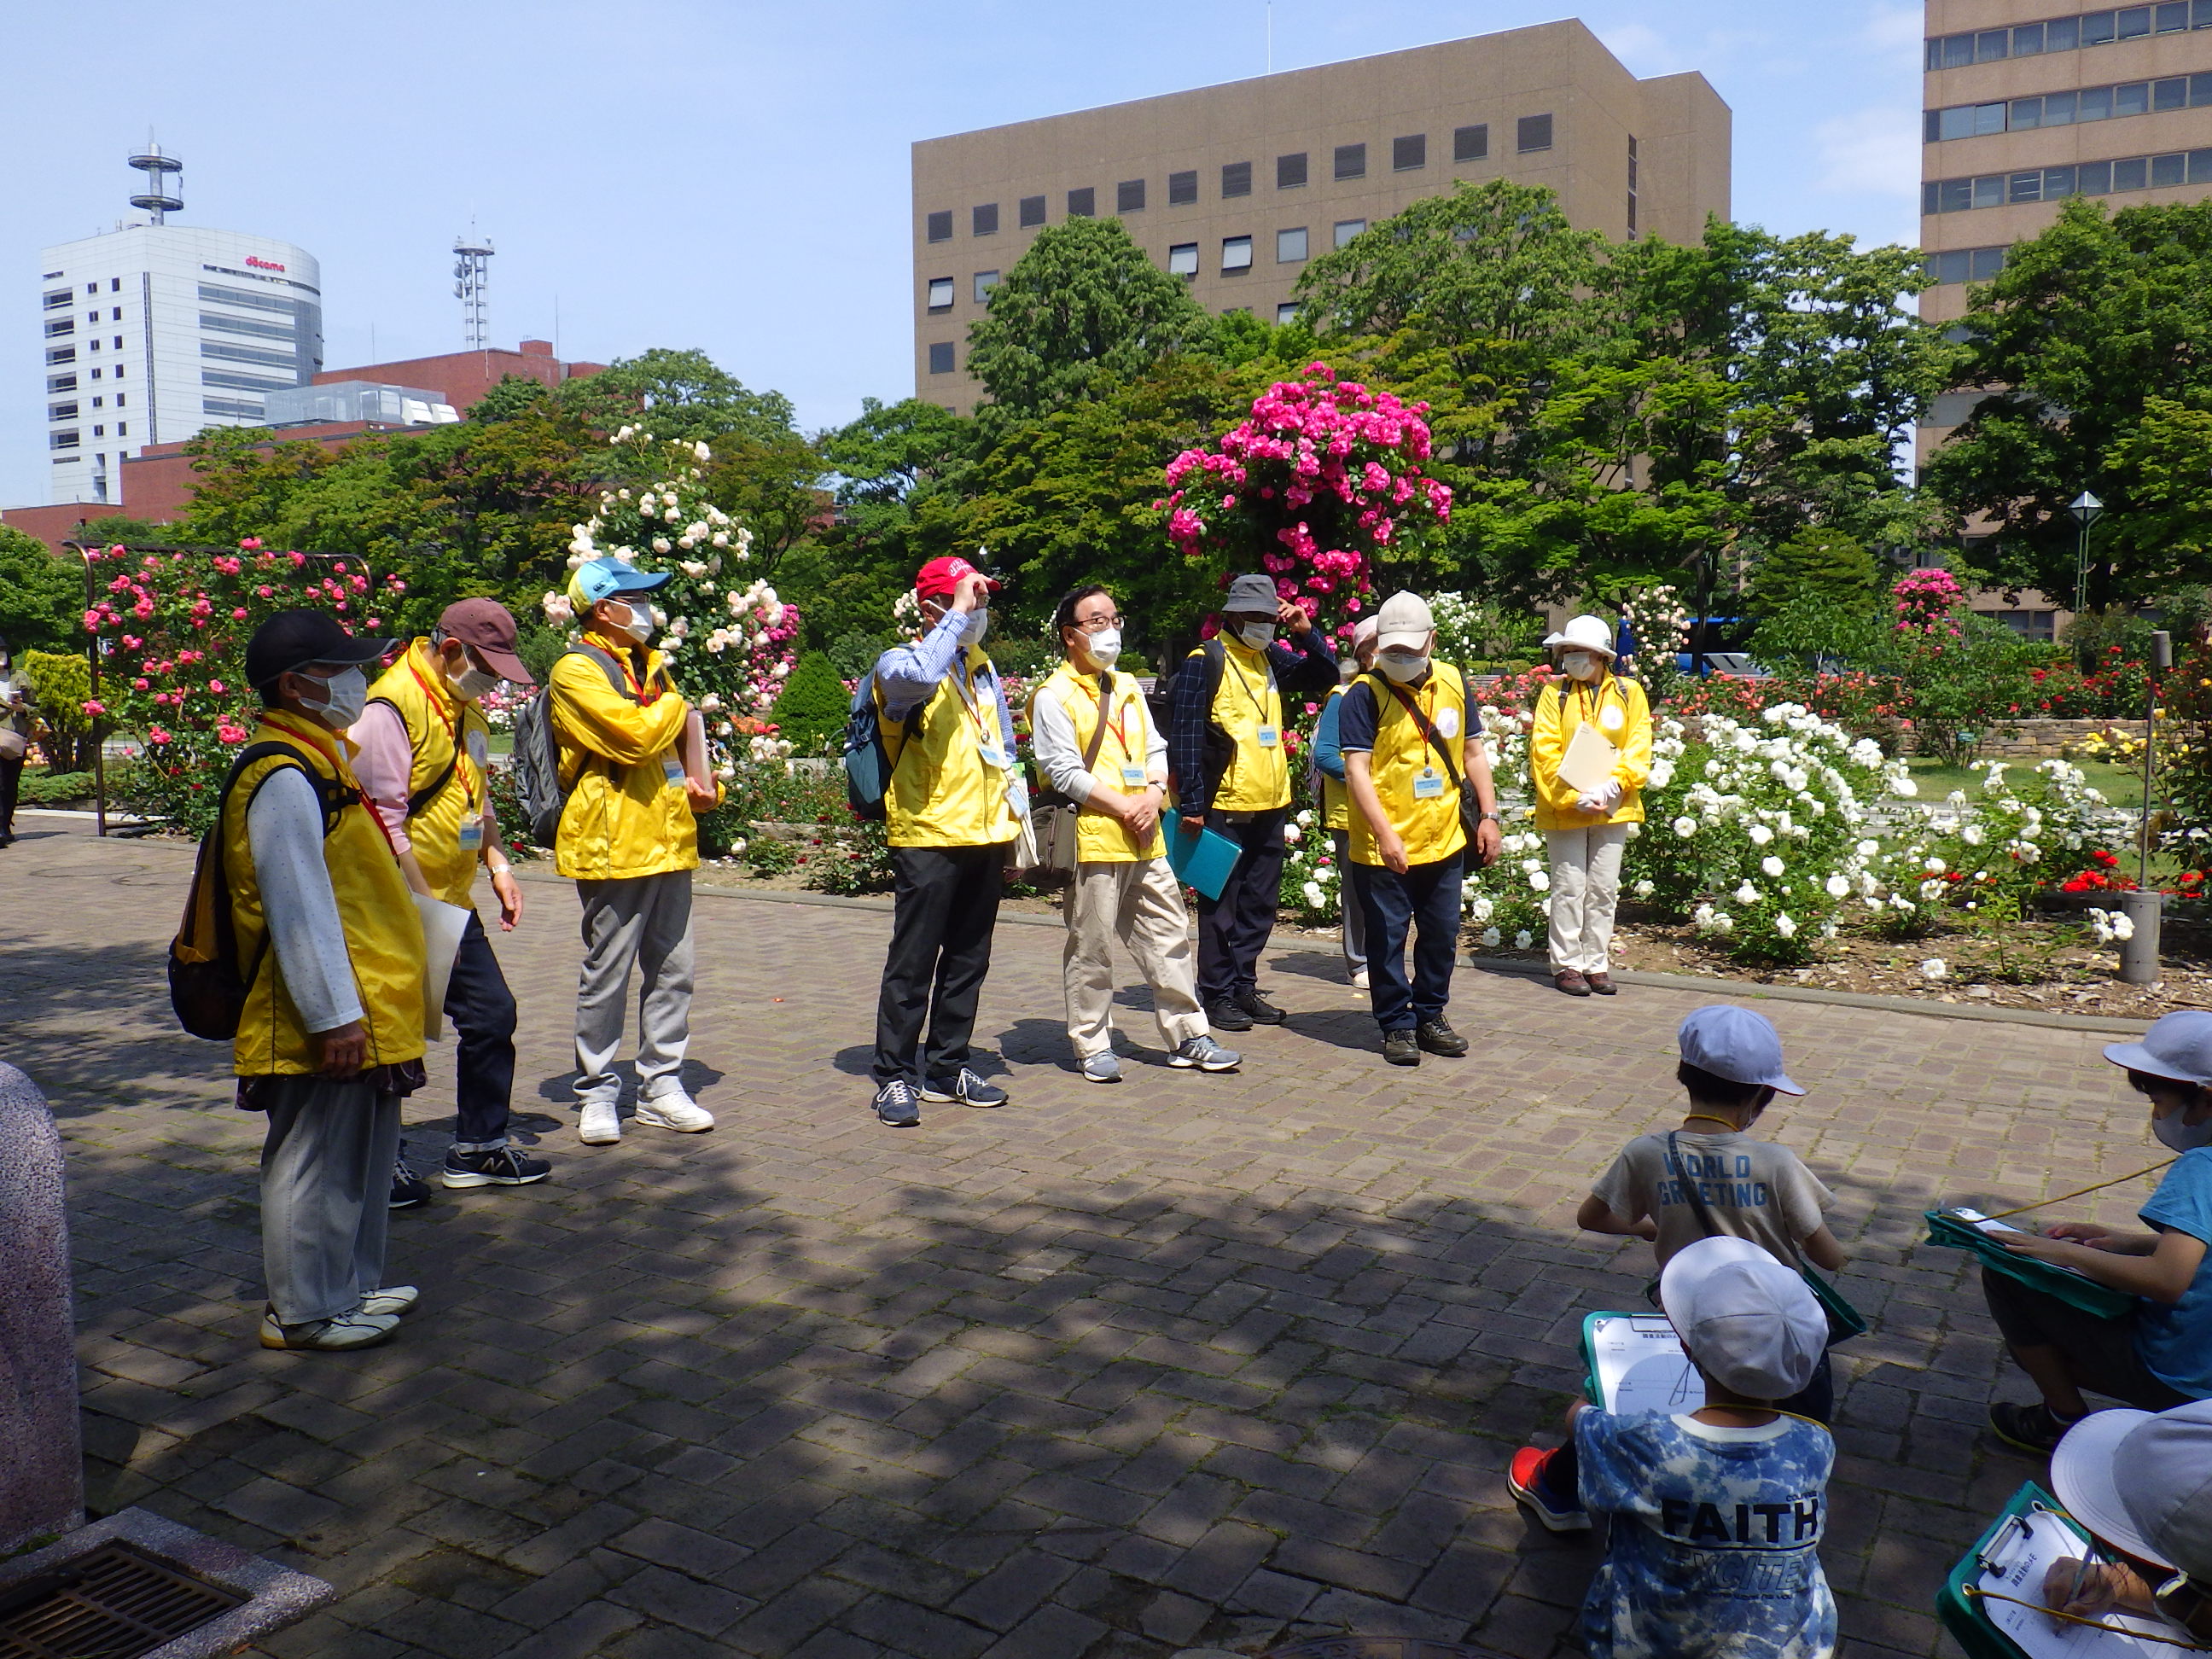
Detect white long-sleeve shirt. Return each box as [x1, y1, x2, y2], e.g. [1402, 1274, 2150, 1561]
[1030, 672, 1167, 804]
[245, 766, 359, 1035]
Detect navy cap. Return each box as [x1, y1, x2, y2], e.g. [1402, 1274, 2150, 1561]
[568, 556, 670, 608]
[2104, 1009, 2212, 1085]
[244, 608, 397, 691]
[1678, 1004, 1802, 1095]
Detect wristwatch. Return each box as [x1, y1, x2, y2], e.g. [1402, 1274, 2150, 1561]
[1480, 811, 1502, 822]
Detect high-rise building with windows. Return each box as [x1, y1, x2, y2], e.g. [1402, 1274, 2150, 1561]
[36, 153, 321, 505]
[911, 20, 1730, 413]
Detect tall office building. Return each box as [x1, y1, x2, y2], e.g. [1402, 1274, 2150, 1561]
[911, 20, 1730, 413]
[37, 149, 321, 505]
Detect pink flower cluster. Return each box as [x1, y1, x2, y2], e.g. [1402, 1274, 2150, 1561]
[1162, 365, 1451, 616]
[1892, 568, 1966, 638]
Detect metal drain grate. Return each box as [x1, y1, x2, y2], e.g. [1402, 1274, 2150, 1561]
[0, 1543, 247, 1659]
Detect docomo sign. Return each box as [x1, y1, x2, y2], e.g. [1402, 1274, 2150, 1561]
[244, 256, 287, 273]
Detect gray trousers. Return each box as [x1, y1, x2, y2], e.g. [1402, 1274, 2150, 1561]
[259, 1078, 402, 1326]
[574, 870, 696, 1109]
[1331, 830, 1368, 975]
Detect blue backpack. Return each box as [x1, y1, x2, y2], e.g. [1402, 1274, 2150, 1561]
[841, 672, 923, 821]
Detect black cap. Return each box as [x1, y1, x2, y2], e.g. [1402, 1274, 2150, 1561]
[245, 608, 398, 690]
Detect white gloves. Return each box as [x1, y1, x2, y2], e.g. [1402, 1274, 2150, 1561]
[1575, 779, 1623, 816]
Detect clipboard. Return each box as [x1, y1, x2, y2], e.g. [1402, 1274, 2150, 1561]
[1939, 1482, 2190, 1659]
[1924, 1209, 2135, 1319]
[1162, 809, 1241, 901]
[1579, 1311, 1705, 1415]
[1557, 722, 1621, 795]
[678, 709, 714, 794]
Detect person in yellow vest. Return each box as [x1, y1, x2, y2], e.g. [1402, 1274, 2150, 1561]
[1167, 573, 1339, 1032]
[1339, 591, 1504, 1067]
[1530, 614, 1655, 997]
[1031, 584, 1241, 1084]
[552, 557, 722, 1145]
[230, 610, 428, 1351]
[867, 556, 1027, 1126]
[1308, 616, 1379, 989]
[355, 599, 550, 1203]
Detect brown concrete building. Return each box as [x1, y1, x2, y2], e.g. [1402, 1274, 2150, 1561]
[911, 20, 1730, 413]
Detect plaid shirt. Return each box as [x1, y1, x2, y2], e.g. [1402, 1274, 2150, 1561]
[1167, 629, 1338, 812]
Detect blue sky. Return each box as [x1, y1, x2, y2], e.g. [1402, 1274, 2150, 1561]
[0, 1, 1924, 510]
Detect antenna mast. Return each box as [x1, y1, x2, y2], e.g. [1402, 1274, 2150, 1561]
[128, 142, 183, 224]
[452, 232, 493, 349]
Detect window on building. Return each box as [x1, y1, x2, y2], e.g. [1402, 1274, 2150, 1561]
[1117, 178, 1145, 212]
[43, 290, 70, 310]
[1221, 236, 1253, 271]
[1452, 123, 1490, 163]
[1019, 195, 1046, 227]
[1068, 186, 1096, 217]
[1221, 160, 1253, 197]
[928, 341, 956, 375]
[1334, 143, 1366, 179]
[927, 277, 954, 310]
[117, 422, 126, 436]
[115, 393, 125, 406]
[972, 202, 998, 236]
[202, 341, 299, 370]
[926, 210, 953, 242]
[1277, 302, 1301, 324]
[1334, 219, 1366, 247]
[1168, 170, 1198, 205]
[201, 397, 265, 419]
[110, 307, 121, 321]
[90, 368, 101, 379]
[1627, 135, 1639, 234]
[49, 403, 79, 421]
[110, 277, 120, 292]
[1167, 242, 1199, 276]
[112, 336, 121, 349]
[45, 347, 73, 364]
[973, 270, 1000, 303]
[201, 369, 294, 392]
[1393, 133, 1426, 171]
[1278, 226, 1309, 262]
[49, 431, 79, 450]
[1518, 114, 1554, 152]
[1278, 151, 1308, 189]
[200, 311, 297, 341]
[86, 311, 99, 323]
[84, 282, 96, 295]
[44, 319, 73, 338]
[46, 375, 75, 393]
[91, 396, 102, 408]
[89, 338, 100, 352]
[111, 364, 123, 378]
[1979, 608, 2058, 640]
[92, 425, 103, 438]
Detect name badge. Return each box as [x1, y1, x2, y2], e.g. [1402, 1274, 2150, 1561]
[1255, 725, 1280, 748]
[976, 741, 1009, 770]
[662, 755, 685, 786]
[458, 820, 485, 853]
[1412, 767, 1447, 800]
[1121, 765, 1147, 788]
[466, 730, 490, 769]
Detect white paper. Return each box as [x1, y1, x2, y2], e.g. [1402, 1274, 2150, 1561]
[1974, 1505, 2181, 1659]
[1587, 1314, 1704, 1417]
[1947, 1210, 2105, 1285]
[1557, 723, 1621, 795]
[412, 892, 470, 1042]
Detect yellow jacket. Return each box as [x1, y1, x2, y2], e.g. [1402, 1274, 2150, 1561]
[1530, 672, 1653, 830]
[365, 639, 493, 907]
[550, 629, 712, 881]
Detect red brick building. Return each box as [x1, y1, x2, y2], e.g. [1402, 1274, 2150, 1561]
[311, 338, 604, 415]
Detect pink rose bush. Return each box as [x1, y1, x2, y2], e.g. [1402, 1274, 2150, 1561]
[1162, 365, 1452, 620]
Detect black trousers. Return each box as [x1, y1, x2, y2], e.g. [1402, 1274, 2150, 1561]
[1195, 808, 1286, 1005]
[1349, 853, 1464, 1032]
[0, 754, 20, 840]
[873, 842, 1006, 1086]
[445, 910, 518, 1145]
[1982, 1264, 2192, 1409]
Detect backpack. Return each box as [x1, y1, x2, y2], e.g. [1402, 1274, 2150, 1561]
[168, 741, 354, 1040]
[511, 644, 669, 847]
[842, 671, 924, 822]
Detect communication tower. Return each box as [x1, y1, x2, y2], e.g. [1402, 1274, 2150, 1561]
[453, 232, 493, 348]
[128, 143, 183, 224]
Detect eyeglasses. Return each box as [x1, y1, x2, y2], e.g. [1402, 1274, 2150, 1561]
[1070, 613, 1124, 632]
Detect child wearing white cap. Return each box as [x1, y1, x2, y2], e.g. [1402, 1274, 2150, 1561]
[2041, 1400, 2212, 1642]
[1560, 1237, 1837, 1659]
[1982, 1008, 2212, 1453]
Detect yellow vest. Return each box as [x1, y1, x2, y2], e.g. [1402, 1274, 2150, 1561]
[882, 646, 1022, 848]
[1200, 637, 1289, 812]
[1530, 672, 1654, 830]
[365, 640, 492, 907]
[1320, 683, 1349, 833]
[1347, 665, 1471, 868]
[550, 634, 701, 881]
[222, 711, 427, 1077]
[1032, 662, 1165, 864]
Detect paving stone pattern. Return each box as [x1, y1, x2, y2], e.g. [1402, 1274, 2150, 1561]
[0, 821, 2170, 1659]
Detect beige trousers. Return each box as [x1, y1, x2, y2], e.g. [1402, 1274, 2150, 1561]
[1063, 858, 1209, 1058]
[1545, 824, 1630, 974]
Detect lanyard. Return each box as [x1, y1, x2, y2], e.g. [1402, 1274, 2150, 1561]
[1221, 645, 1275, 720]
[950, 655, 999, 746]
[406, 655, 480, 812]
[1097, 678, 1138, 763]
[1380, 674, 1462, 787]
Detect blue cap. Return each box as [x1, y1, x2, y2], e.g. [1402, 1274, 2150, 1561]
[1678, 1004, 1802, 1095]
[568, 556, 670, 609]
[2104, 1010, 2212, 1085]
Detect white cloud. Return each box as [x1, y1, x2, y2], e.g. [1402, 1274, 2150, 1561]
[1813, 106, 1919, 200]
[1591, 20, 1679, 76]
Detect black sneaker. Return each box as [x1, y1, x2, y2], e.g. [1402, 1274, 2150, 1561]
[1207, 998, 1254, 1033]
[921, 1068, 1009, 1108]
[441, 1145, 553, 1189]
[1382, 1030, 1421, 1067]
[1417, 1019, 1470, 1057]
[1989, 1400, 2082, 1454]
[389, 1154, 432, 1210]
[873, 1080, 922, 1127]
[1235, 989, 1288, 1026]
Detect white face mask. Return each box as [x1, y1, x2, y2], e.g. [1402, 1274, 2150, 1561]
[2154, 1103, 2212, 1152]
[1561, 650, 1603, 681]
[1237, 621, 1277, 650]
[298, 665, 369, 731]
[604, 602, 651, 644]
[1084, 626, 1122, 669]
[451, 662, 501, 701]
[963, 607, 991, 646]
[1377, 651, 1429, 683]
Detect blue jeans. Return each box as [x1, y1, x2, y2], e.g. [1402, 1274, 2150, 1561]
[1348, 853, 1464, 1032]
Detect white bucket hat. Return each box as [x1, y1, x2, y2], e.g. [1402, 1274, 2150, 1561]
[2052, 1400, 2212, 1577]
[1542, 614, 1616, 658]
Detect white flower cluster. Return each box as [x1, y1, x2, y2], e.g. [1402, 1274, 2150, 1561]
[2088, 906, 2136, 945]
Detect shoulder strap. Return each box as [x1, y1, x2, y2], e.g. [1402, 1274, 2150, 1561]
[567, 643, 632, 700]
[1202, 638, 1225, 702]
[1378, 672, 1464, 790]
[1668, 1130, 1725, 1243]
[364, 694, 460, 819]
[1080, 673, 1115, 774]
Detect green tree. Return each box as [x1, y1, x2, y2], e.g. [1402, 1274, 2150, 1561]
[73, 514, 178, 546]
[0, 527, 87, 653]
[555, 347, 796, 447]
[20, 650, 95, 771]
[701, 429, 827, 577]
[1743, 527, 1882, 616]
[964, 218, 1210, 425]
[768, 651, 853, 754]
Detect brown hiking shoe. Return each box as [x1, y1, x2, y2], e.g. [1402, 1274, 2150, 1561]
[1554, 969, 1592, 997]
[1586, 972, 1618, 996]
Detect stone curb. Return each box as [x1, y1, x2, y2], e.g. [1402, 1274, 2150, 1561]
[515, 865, 2157, 1035]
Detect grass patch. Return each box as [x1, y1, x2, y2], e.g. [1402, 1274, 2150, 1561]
[1904, 754, 2151, 811]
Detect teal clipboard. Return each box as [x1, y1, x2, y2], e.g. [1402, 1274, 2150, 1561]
[1924, 1210, 2135, 1320]
[1579, 1310, 1703, 1414]
[1937, 1482, 2104, 1659]
[1161, 809, 1240, 901]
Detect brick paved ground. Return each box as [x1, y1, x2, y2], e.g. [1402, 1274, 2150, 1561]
[0, 818, 2172, 1659]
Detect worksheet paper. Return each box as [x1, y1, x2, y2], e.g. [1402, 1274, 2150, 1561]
[1587, 1314, 1705, 1417]
[1947, 1209, 2109, 1287]
[1974, 1505, 2183, 1659]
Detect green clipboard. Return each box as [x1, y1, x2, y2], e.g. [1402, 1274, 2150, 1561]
[1579, 1310, 1703, 1413]
[1936, 1482, 2157, 1659]
[1924, 1209, 2135, 1319]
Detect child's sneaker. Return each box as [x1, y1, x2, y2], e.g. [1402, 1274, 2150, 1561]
[1988, 1400, 2083, 1454]
[1509, 1446, 1591, 1532]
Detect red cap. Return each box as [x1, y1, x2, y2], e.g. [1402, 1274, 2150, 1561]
[914, 555, 1001, 601]
[437, 597, 535, 687]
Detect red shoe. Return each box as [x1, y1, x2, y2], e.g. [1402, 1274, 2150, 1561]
[1508, 1447, 1591, 1532]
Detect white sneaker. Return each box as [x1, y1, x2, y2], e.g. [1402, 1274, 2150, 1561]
[578, 1101, 622, 1144]
[361, 1285, 419, 1318]
[259, 1310, 399, 1351]
[1351, 969, 1369, 990]
[636, 1091, 715, 1133]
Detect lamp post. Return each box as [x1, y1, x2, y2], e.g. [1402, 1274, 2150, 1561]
[2069, 491, 2104, 669]
[2120, 628, 2172, 984]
